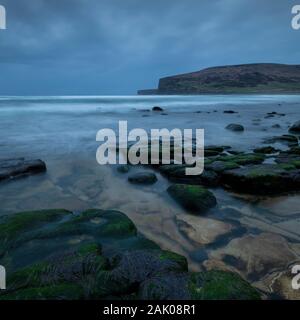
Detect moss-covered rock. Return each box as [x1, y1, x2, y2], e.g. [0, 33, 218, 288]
[216, 153, 265, 165]
[0, 283, 84, 300]
[221, 164, 300, 194]
[207, 161, 240, 173]
[159, 164, 219, 187]
[1, 243, 108, 300]
[188, 270, 261, 300]
[167, 184, 217, 214]
[0, 208, 261, 301]
[253, 146, 277, 154]
[0, 209, 70, 257]
[139, 270, 261, 300]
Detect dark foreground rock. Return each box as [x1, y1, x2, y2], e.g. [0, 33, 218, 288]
[0, 158, 46, 182]
[167, 184, 217, 214]
[0, 209, 259, 300]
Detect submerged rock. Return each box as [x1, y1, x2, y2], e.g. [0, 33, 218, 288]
[167, 184, 217, 214]
[225, 124, 244, 132]
[128, 172, 157, 185]
[176, 215, 234, 245]
[0, 158, 46, 182]
[209, 233, 300, 282]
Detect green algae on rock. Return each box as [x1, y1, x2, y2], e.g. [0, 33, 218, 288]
[188, 270, 261, 300]
[167, 184, 217, 214]
[221, 164, 300, 194]
[0, 209, 260, 300]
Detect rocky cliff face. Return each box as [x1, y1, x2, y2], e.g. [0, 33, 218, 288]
[138, 63, 300, 94]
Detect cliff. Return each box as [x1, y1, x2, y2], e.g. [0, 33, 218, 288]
[138, 63, 300, 95]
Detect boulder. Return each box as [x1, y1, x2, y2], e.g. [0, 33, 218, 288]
[224, 110, 238, 114]
[152, 106, 164, 112]
[253, 146, 277, 154]
[289, 120, 300, 133]
[0, 158, 46, 182]
[221, 164, 300, 194]
[225, 124, 244, 132]
[167, 184, 217, 214]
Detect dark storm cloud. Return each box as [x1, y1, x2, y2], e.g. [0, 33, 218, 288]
[0, 0, 299, 94]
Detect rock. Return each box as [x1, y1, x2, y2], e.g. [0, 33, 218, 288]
[152, 106, 164, 112]
[253, 146, 277, 154]
[289, 120, 300, 133]
[204, 145, 226, 157]
[188, 270, 260, 300]
[267, 112, 285, 116]
[225, 124, 244, 132]
[207, 161, 240, 173]
[128, 172, 157, 185]
[0, 158, 46, 182]
[224, 110, 238, 114]
[272, 124, 281, 129]
[110, 250, 188, 284]
[263, 267, 300, 300]
[264, 135, 298, 146]
[140, 270, 260, 300]
[159, 164, 219, 187]
[117, 165, 131, 173]
[216, 153, 265, 165]
[221, 164, 300, 194]
[167, 184, 217, 214]
[0, 209, 71, 257]
[139, 273, 189, 300]
[0, 208, 261, 300]
[176, 215, 234, 245]
[209, 233, 300, 282]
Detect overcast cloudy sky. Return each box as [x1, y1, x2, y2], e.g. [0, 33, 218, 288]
[0, 0, 299, 95]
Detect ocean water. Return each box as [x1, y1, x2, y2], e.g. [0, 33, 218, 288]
[1, 95, 300, 294]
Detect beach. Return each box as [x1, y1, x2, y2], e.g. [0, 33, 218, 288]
[1, 94, 300, 299]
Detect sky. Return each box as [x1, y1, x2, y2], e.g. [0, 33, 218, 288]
[0, 0, 299, 95]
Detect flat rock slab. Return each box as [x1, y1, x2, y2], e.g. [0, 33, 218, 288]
[0, 158, 46, 182]
[176, 215, 234, 245]
[209, 232, 300, 282]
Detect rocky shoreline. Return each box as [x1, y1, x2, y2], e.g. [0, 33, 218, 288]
[1, 110, 300, 300]
[0, 209, 260, 300]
